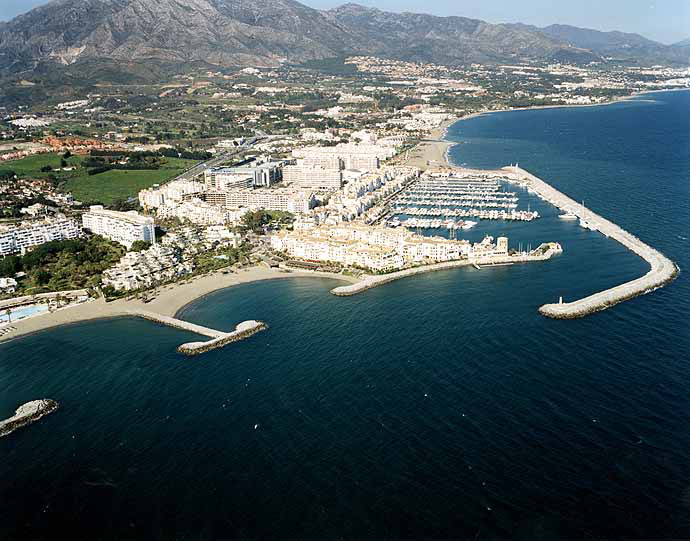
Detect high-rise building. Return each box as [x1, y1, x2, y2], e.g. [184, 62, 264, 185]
[0, 217, 82, 256]
[82, 206, 156, 249]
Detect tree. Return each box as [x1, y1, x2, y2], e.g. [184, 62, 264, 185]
[0, 255, 22, 277]
[130, 240, 151, 252]
[35, 269, 51, 285]
[40, 165, 53, 173]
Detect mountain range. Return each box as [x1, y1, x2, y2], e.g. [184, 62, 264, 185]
[0, 0, 688, 83]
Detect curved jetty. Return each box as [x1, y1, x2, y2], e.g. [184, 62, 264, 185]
[507, 167, 679, 319]
[124, 310, 266, 355]
[177, 320, 267, 356]
[332, 247, 561, 297]
[0, 399, 59, 438]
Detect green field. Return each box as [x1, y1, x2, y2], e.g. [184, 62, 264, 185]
[4, 153, 199, 205]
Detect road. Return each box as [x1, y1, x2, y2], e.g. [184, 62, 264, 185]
[173, 137, 261, 182]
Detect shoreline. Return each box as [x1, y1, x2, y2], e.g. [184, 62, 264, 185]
[441, 87, 690, 168]
[0, 266, 356, 344]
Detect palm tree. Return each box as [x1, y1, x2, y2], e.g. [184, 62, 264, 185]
[4, 308, 11, 323]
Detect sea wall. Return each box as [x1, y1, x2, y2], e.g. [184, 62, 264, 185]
[0, 399, 59, 438]
[127, 310, 224, 338]
[177, 320, 267, 356]
[508, 167, 680, 319]
[331, 249, 559, 297]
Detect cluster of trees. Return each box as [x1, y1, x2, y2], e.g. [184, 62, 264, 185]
[90, 147, 212, 161]
[0, 236, 125, 293]
[240, 210, 294, 233]
[0, 169, 16, 182]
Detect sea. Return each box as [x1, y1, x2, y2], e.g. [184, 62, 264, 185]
[1, 90, 689, 540]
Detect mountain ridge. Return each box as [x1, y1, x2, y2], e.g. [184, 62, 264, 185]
[0, 0, 688, 83]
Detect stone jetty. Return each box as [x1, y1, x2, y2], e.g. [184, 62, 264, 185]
[125, 310, 266, 355]
[331, 246, 561, 297]
[177, 320, 267, 356]
[0, 399, 59, 438]
[507, 167, 679, 319]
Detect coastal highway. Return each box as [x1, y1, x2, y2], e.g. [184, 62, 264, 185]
[172, 136, 261, 182]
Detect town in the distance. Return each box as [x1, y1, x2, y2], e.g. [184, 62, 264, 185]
[0, 56, 686, 336]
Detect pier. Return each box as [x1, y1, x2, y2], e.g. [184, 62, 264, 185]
[507, 167, 679, 318]
[126, 310, 266, 355]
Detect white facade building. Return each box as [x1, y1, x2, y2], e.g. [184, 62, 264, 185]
[82, 206, 156, 249]
[139, 180, 205, 210]
[0, 217, 82, 256]
[282, 164, 343, 191]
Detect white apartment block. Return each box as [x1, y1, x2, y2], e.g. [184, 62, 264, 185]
[204, 188, 316, 214]
[271, 224, 480, 272]
[282, 164, 343, 191]
[292, 143, 395, 171]
[204, 169, 253, 190]
[82, 206, 156, 249]
[0, 217, 82, 256]
[139, 180, 205, 210]
[102, 244, 192, 291]
[156, 199, 248, 226]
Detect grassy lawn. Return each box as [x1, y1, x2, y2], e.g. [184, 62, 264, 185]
[4, 152, 199, 205]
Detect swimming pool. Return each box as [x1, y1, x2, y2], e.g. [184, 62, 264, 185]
[0, 304, 50, 324]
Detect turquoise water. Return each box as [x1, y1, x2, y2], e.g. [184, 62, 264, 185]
[1, 90, 689, 539]
[0, 304, 49, 324]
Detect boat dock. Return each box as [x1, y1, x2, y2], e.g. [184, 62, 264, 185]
[505, 166, 679, 318]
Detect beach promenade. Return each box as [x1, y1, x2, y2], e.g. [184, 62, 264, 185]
[0, 266, 355, 345]
[507, 166, 679, 318]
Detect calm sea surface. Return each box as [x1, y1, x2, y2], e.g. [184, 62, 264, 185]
[1, 90, 689, 539]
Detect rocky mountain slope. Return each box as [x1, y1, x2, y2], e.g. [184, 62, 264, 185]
[537, 24, 690, 64]
[0, 0, 687, 81]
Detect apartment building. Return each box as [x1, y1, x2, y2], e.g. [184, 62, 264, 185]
[156, 199, 248, 226]
[282, 164, 343, 191]
[139, 179, 205, 210]
[203, 188, 316, 214]
[204, 162, 283, 189]
[102, 244, 192, 291]
[82, 206, 156, 249]
[0, 216, 82, 256]
[270, 224, 480, 272]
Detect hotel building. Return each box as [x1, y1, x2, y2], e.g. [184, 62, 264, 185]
[82, 206, 156, 249]
[0, 217, 82, 256]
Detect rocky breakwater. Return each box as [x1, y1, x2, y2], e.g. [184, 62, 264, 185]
[177, 320, 268, 356]
[332, 247, 561, 297]
[505, 167, 680, 319]
[0, 399, 59, 438]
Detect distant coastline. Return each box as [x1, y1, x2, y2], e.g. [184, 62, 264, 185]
[442, 87, 690, 168]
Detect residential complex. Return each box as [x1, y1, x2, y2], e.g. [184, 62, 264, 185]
[82, 206, 156, 249]
[282, 164, 343, 191]
[102, 244, 192, 291]
[271, 223, 510, 272]
[0, 216, 82, 256]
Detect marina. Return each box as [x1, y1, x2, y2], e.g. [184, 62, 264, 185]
[383, 172, 540, 227]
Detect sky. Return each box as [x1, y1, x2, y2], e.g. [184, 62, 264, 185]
[1, 0, 688, 44]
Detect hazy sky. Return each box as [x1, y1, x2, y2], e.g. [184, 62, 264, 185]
[1, 0, 688, 44]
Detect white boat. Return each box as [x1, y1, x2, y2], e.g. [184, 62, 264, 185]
[462, 221, 478, 230]
[558, 213, 578, 220]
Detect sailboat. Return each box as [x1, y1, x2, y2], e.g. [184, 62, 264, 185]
[579, 201, 598, 231]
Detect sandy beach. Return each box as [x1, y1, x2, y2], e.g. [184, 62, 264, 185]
[399, 88, 684, 172]
[0, 266, 357, 344]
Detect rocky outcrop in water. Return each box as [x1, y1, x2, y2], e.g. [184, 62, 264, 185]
[0, 399, 59, 438]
